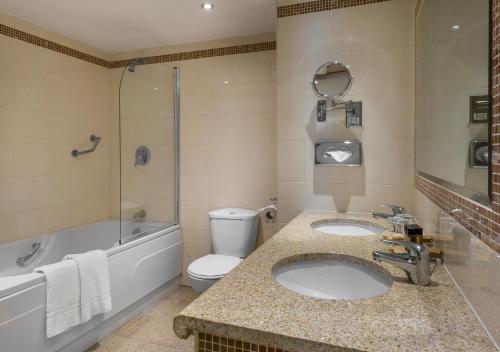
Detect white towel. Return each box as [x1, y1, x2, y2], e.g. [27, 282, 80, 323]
[34, 260, 81, 338]
[64, 250, 112, 323]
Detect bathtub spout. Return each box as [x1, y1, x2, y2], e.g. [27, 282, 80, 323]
[17, 242, 42, 267]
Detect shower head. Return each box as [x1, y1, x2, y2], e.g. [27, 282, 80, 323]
[127, 58, 145, 72]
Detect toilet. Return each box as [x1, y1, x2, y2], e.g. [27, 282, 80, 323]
[187, 208, 259, 293]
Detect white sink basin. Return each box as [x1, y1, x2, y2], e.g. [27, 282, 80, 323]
[311, 220, 384, 236]
[273, 255, 392, 300]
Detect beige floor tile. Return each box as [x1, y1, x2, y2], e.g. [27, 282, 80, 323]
[88, 286, 197, 352]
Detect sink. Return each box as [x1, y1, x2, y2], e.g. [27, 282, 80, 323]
[311, 219, 385, 236]
[272, 254, 392, 300]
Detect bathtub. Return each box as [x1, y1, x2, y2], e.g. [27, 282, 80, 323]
[0, 219, 182, 352]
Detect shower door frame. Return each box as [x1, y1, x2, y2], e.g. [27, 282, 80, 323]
[119, 66, 181, 245]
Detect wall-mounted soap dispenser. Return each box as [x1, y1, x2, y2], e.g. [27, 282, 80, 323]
[311, 60, 362, 126]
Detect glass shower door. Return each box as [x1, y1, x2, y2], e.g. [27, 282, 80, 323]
[118, 63, 179, 243]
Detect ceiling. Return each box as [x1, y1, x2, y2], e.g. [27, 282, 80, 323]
[0, 0, 276, 53]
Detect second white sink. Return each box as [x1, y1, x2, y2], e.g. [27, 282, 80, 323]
[311, 219, 385, 236]
[273, 255, 392, 300]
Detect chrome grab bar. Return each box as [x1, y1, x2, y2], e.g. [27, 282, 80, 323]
[17, 242, 42, 267]
[71, 134, 102, 157]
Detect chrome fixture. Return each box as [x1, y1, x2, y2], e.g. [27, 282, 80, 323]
[17, 242, 42, 267]
[71, 134, 102, 157]
[312, 61, 352, 100]
[311, 60, 362, 122]
[258, 198, 278, 223]
[372, 204, 405, 220]
[132, 209, 146, 222]
[469, 95, 489, 123]
[127, 58, 145, 72]
[373, 239, 441, 286]
[135, 146, 151, 166]
[315, 141, 361, 166]
[469, 140, 489, 168]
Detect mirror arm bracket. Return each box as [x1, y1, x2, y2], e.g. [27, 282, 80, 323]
[317, 99, 354, 122]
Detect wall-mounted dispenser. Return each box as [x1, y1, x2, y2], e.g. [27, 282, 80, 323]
[315, 141, 362, 166]
[469, 140, 488, 168]
[311, 61, 362, 126]
[469, 95, 489, 123]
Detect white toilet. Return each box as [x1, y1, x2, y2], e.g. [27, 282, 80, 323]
[187, 208, 259, 293]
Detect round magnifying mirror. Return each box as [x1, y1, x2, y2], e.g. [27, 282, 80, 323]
[312, 61, 352, 99]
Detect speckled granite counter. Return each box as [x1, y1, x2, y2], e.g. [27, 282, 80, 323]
[173, 211, 497, 352]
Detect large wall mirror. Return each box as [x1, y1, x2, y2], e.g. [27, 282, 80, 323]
[416, 0, 491, 205]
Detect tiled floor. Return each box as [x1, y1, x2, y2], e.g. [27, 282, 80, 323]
[87, 286, 198, 352]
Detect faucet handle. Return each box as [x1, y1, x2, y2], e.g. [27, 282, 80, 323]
[379, 204, 405, 215]
[380, 239, 425, 258]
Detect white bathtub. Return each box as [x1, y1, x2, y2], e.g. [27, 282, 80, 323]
[0, 219, 182, 352]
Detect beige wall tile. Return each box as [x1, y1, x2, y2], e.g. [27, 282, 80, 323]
[168, 52, 277, 282]
[0, 36, 110, 244]
[276, 0, 416, 222]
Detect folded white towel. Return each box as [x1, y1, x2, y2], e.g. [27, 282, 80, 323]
[64, 250, 112, 323]
[34, 260, 81, 338]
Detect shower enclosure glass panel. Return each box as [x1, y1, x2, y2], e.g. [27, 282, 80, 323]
[118, 63, 179, 243]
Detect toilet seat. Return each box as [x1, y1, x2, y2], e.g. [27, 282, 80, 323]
[187, 254, 242, 280]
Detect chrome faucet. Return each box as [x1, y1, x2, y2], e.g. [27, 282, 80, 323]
[17, 242, 42, 267]
[372, 204, 405, 220]
[132, 209, 146, 222]
[373, 239, 441, 286]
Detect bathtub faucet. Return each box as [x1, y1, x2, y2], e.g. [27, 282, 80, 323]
[133, 210, 146, 222]
[17, 242, 42, 267]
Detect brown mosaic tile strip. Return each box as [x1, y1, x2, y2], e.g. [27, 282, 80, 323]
[0, 22, 276, 69]
[416, 175, 500, 253]
[198, 332, 291, 352]
[109, 41, 277, 69]
[277, 0, 390, 18]
[0, 23, 109, 67]
[493, 0, 500, 213]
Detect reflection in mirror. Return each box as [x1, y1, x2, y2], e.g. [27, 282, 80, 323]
[312, 61, 352, 99]
[415, 0, 490, 202]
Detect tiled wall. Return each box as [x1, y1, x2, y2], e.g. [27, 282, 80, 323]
[416, 0, 490, 194]
[0, 13, 277, 256]
[109, 63, 177, 226]
[177, 51, 276, 284]
[276, 0, 416, 225]
[0, 33, 110, 244]
[414, 0, 500, 254]
[413, 189, 500, 347]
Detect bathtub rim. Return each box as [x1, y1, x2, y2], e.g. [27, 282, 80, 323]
[0, 223, 181, 300]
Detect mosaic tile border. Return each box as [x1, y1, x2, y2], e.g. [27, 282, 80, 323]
[0, 23, 109, 67]
[277, 0, 390, 18]
[108, 41, 277, 69]
[415, 0, 500, 254]
[198, 332, 291, 352]
[0, 23, 276, 69]
[416, 176, 500, 253]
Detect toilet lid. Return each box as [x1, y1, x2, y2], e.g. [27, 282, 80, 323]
[188, 254, 242, 279]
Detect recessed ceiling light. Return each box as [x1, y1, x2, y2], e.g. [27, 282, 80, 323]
[452, 25, 460, 31]
[224, 81, 229, 84]
[201, 3, 214, 10]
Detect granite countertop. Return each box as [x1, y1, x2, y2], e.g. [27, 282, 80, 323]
[173, 211, 497, 352]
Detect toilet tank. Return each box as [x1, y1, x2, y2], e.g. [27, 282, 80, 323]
[208, 208, 259, 258]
